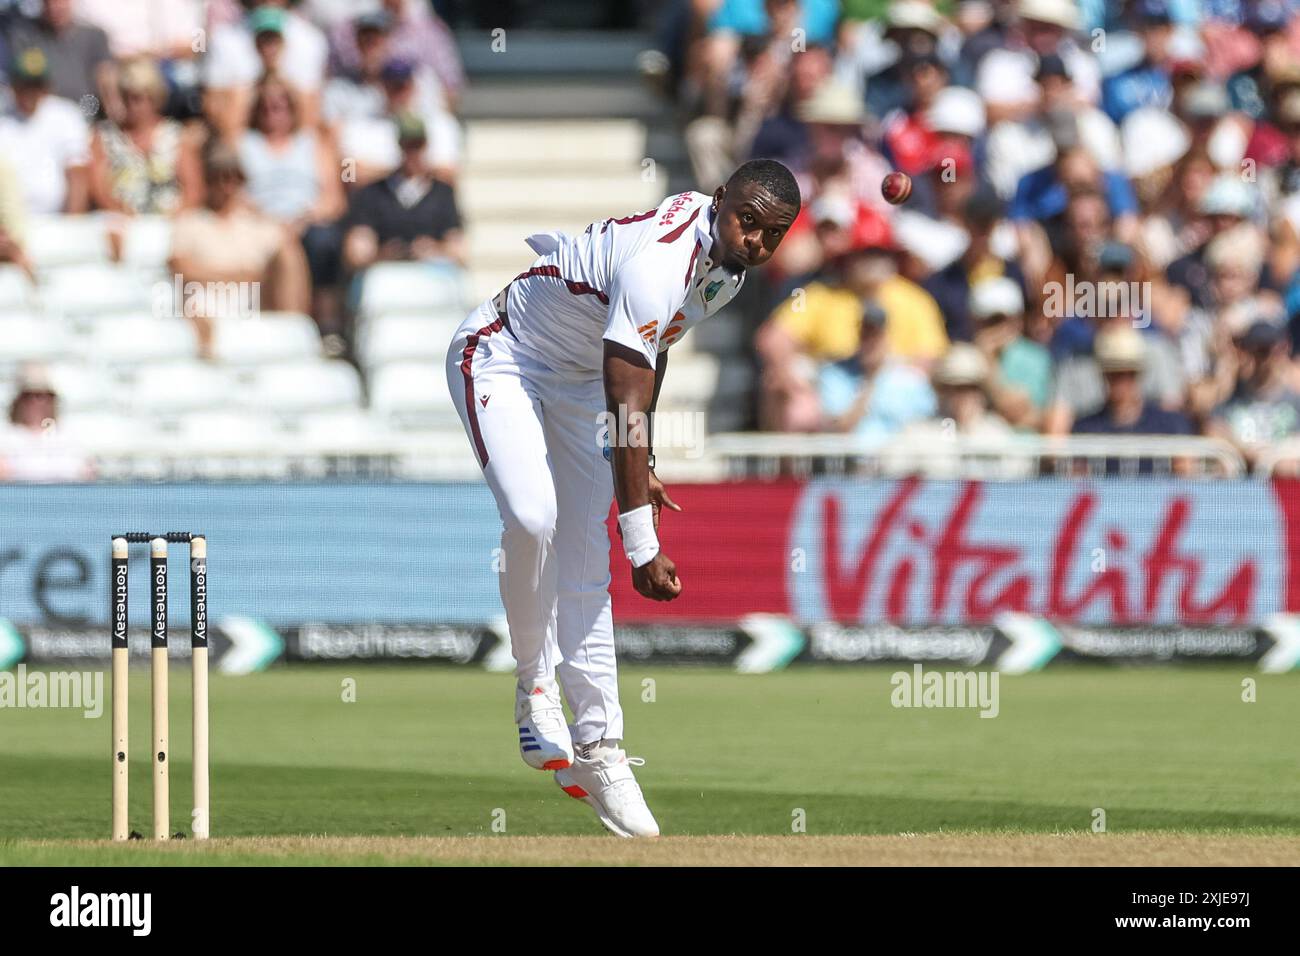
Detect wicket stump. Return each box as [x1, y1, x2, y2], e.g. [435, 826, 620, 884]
[111, 532, 210, 841]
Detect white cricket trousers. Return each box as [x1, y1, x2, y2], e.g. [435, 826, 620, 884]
[446, 296, 623, 744]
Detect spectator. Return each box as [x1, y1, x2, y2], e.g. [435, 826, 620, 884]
[792, 80, 893, 214]
[984, 53, 1122, 202]
[887, 343, 1027, 478]
[0, 47, 89, 214]
[1072, 328, 1193, 435]
[328, 0, 464, 112]
[1100, 0, 1177, 123]
[6, 0, 113, 110]
[861, 2, 951, 121]
[321, 10, 395, 125]
[744, 43, 832, 167]
[0, 152, 33, 278]
[1010, 134, 1140, 246]
[762, 207, 947, 362]
[683, 0, 838, 189]
[205, 2, 328, 140]
[239, 75, 344, 326]
[976, 0, 1101, 125]
[88, 58, 202, 215]
[969, 276, 1053, 429]
[1207, 320, 1300, 467]
[169, 143, 311, 352]
[818, 301, 936, 439]
[334, 57, 462, 184]
[1166, 174, 1262, 309]
[921, 191, 1026, 342]
[341, 113, 464, 275]
[76, 0, 203, 60]
[0, 364, 93, 482]
[881, 52, 950, 178]
[1045, 243, 1188, 434]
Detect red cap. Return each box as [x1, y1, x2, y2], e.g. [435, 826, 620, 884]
[849, 203, 895, 252]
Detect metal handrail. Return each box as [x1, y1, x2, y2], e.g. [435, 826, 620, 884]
[702, 432, 1247, 479]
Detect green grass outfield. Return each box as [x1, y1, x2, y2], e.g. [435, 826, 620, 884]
[1, 665, 1297, 865]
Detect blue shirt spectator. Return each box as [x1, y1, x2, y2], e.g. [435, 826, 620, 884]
[707, 0, 839, 45]
[1010, 166, 1139, 222]
[819, 356, 936, 443]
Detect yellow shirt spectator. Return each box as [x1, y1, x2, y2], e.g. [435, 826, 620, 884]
[770, 276, 948, 363]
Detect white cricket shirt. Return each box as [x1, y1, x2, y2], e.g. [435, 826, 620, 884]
[503, 190, 745, 380]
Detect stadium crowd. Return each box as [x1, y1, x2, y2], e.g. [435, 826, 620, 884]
[5, 0, 1300, 479]
[656, 0, 1300, 469]
[0, 0, 466, 478]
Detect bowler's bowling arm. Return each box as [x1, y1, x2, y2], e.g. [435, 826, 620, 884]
[603, 341, 656, 513]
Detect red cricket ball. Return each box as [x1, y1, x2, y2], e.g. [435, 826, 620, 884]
[881, 172, 912, 205]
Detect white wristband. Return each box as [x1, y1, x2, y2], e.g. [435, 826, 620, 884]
[617, 504, 660, 568]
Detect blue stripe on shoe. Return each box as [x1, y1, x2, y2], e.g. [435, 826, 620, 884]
[522, 744, 542, 752]
[520, 736, 535, 743]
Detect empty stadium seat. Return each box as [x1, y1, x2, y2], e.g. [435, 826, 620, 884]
[368, 360, 457, 428]
[41, 264, 152, 320]
[56, 411, 161, 454]
[355, 262, 467, 317]
[175, 410, 282, 453]
[0, 316, 72, 369]
[211, 314, 321, 366]
[128, 360, 234, 417]
[84, 315, 199, 367]
[0, 266, 35, 310]
[655, 354, 719, 409]
[356, 314, 460, 371]
[42, 361, 113, 413]
[119, 216, 173, 272]
[293, 408, 390, 451]
[248, 359, 363, 414]
[27, 215, 109, 269]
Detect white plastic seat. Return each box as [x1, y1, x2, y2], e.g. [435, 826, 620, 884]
[85, 315, 199, 367]
[41, 265, 151, 319]
[0, 316, 72, 367]
[368, 360, 457, 428]
[211, 314, 321, 366]
[248, 359, 363, 414]
[655, 354, 719, 409]
[0, 265, 36, 310]
[129, 361, 233, 417]
[175, 410, 281, 453]
[42, 361, 113, 413]
[356, 314, 460, 370]
[355, 262, 467, 317]
[56, 411, 161, 454]
[119, 216, 173, 271]
[289, 408, 395, 455]
[27, 215, 109, 269]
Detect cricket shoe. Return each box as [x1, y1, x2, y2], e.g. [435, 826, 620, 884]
[555, 742, 659, 838]
[515, 680, 573, 771]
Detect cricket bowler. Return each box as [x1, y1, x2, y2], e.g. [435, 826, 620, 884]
[445, 160, 799, 836]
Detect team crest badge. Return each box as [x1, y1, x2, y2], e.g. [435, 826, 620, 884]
[703, 280, 724, 302]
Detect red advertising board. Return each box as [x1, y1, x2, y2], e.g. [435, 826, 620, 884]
[609, 478, 1300, 626]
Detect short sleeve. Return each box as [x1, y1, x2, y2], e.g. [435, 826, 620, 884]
[58, 104, 91, 167]
[1104, 171, 1139, 218]
[818, 362, 857, 417]
[432, 183, 461, 237]
[602, 251, 682, 369]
